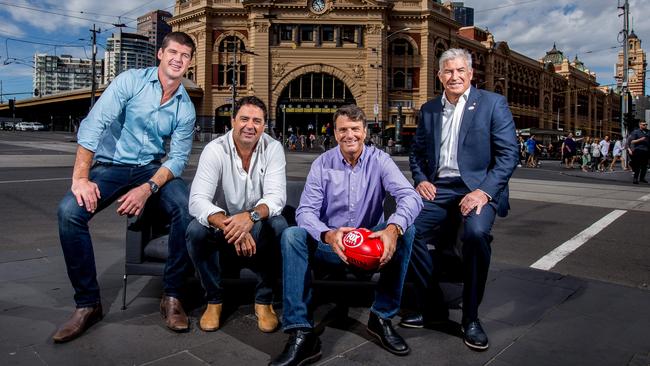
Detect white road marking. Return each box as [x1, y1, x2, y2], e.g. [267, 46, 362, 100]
[530, 209, 627, 271]
[0, 177, 70, 184]
[639, 193, 650, 202]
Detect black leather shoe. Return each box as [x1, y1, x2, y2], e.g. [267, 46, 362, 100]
[641, 179, 648, 183]
[633, 179, 639, 184]
[462, 320, 489, 351]
[269, 329, 321, 366]
[367, 312, 410, 356]
[399, 311, 449, 328]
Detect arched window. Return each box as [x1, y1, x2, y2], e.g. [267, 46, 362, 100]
[213, 36, 247, 88]
[388, 38, 417, 91]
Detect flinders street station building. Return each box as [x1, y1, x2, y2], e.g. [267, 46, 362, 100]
[170, 0, 622, 141]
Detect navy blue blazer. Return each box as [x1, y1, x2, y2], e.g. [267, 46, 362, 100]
[409, 87, 518, 217]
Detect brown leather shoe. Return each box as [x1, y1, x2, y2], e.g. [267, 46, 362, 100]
[52, 304, 103, 343]
[255, 303, 279, 333]
[199, 303, 222, 332]
[160, 296, 189, 332]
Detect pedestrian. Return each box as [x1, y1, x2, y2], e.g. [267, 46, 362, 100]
[53, 32, 196, 343]
[186, 96, 288, 333]
[598, 135, 611, 172]
[581, 144, 591, 172]
[628, 120, 649, 184]
[309, 132, 316, 150]
[561, 133, 576, 168]
[590, 137, 601, 172]
[405, 48, 518, 351]
[526, 135, 539, 167]
[609, 137, 623, 171]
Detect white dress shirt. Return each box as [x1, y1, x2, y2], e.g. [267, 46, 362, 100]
[438, 88, 471, 178]
[189, 131, 287, 228]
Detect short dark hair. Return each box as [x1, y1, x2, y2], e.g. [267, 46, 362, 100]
[161, 32, 196, 58]
[233, 96, 267, 122]
[333, 104, 367, 129]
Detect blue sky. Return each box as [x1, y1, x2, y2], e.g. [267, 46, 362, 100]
[0, 0, 648, 102]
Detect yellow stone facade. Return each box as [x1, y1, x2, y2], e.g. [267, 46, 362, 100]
[170, 0, 621, 140]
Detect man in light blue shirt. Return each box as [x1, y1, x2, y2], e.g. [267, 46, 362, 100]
[53, 32, 196, 343]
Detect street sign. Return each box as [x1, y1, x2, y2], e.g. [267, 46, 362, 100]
[373, 103, 379, 116]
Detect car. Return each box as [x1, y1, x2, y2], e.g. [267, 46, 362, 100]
[0, 121, 15, 131]
[15, 122, 46, 131]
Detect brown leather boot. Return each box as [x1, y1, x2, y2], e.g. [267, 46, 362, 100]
[160, 296, 189, 332]
[199, 303, 222, 332]
[255, 303, 279, 333]
[52, 304, 103, 343]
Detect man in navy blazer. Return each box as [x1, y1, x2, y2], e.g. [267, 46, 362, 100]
[402, 48, 518, 350]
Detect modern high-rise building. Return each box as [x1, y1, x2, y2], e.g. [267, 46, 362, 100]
[137, 10, 172, 52]
[616, 30, 647, 97]
[32, 54, 102, 96]
[103, 32, 157, 82]
[452, 2, 474, 27]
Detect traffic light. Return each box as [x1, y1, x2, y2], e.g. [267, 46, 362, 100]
[8, 98, 15, 114]
[34, 88, 39, 97]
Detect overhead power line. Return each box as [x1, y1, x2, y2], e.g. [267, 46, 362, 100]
[0, 1, 116, 26]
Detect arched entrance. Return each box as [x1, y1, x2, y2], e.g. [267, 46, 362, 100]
[276, 72, 356, 140]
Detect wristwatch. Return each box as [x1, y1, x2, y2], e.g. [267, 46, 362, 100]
[249, 209, 262, 223]
[147, 180, 159, 194]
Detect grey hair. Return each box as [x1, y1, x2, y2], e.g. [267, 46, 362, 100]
[438, 48, 473, 71]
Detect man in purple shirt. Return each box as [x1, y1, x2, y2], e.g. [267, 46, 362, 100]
[270, 105, 422, 366]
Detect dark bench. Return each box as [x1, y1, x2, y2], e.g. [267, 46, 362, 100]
[122, 181, 461, 309]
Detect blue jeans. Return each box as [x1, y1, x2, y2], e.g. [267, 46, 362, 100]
[280, 222, 415, 331]
[186, 215, 288, 304]
[57, 162, 192, 307]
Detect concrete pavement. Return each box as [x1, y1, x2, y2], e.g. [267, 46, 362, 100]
[1, 131, 649, 365]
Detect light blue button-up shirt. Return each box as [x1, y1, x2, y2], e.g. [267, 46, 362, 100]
[77, 67, 195, 177]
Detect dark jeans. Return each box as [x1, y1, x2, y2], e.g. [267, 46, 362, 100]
[631, 150, 649, 181]
[280, 222, 415, 331]
[410, 177, 495, 323]
[57, 163, 192, 307]
[186, 215, 288, 304]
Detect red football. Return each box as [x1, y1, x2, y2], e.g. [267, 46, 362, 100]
[342, 228, 384, 271]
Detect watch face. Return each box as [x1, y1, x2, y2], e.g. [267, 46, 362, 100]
[310, 0, 326, 13]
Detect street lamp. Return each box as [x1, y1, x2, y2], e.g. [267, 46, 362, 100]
[370, 27, 410, 146]
[281, 104, 287, 148]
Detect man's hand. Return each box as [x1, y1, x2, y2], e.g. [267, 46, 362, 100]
[71, 178, 101, 213]
[369, 224, 399, 268]
[223, 212, 254, 244]
[416, 181, 437, 201]
[459, 189, 489, 216]
[116, 184, 151, 216]
[233, 232, 256, 257]
[323, 227, 356, 264]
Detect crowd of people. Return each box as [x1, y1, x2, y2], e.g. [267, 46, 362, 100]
[517, 123, 649, 184]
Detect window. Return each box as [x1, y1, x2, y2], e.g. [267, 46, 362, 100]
[280, 25, 293, 41]
[213, 36, 247, 88]
[341, 25, 355, 43]
[321, 26, 334, 42]
[390, 39, 414, 56]
[301, 25, 314, 42]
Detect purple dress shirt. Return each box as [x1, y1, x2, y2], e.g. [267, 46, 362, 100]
[296, 146, 423, 241]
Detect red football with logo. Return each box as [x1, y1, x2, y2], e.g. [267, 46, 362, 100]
[342, 228, 384, 271]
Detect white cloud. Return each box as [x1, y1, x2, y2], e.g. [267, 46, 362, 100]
[463, 0, 650, 92]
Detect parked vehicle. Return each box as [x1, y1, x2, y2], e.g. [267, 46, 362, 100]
[15, 122, 46, 131]
[0, 121, 15, 131]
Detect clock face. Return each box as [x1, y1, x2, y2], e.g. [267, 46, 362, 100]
[310, 0, 326, 13]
